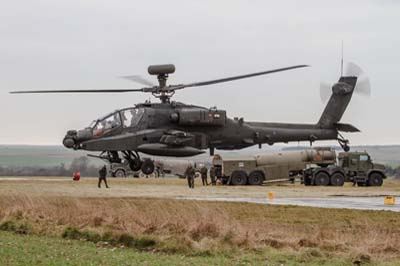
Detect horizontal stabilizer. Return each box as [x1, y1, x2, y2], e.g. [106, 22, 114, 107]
[335, 123, 360, 132]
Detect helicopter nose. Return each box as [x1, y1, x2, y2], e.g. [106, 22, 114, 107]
[63, 128, 93, 149]
[63, 137, 75, 148]
[63, 130, 77, 149]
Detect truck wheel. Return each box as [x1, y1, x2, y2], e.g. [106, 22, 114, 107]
[248, 171, 264, 186]
[141, 159, 155, 175]
[368, 172, 383, 186]
[314, 172, 330, 186]
[330, 172, 345, 186]
[230, 171, 248, 186]
[114, 169, 126, 178]
[129, 158, 142, 171]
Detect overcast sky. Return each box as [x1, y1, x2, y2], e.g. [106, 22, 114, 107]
[1, 0, 399, 146]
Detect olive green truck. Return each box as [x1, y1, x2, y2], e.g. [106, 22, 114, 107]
[212, 148, 386, 186]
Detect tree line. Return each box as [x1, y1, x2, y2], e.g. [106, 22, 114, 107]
[0, 157, 101, 177]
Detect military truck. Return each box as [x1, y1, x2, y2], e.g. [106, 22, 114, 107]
[109, 158, 201, 178]
[212, 148, 336, 185]
[303, 151, 386, 186]
[109, 160, 159, 178]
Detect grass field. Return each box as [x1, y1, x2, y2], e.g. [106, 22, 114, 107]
[1, 178, 400, 265]
[0, 231, 365, 266]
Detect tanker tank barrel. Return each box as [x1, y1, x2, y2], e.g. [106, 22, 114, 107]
[255, 148, 336, 167]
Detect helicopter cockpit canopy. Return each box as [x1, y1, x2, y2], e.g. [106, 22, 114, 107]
[120, 107, 145, 128]
[91, 108, 145, 137]
[92, 112, 121, 137]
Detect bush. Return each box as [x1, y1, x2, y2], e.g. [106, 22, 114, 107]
[61, 227, 156, 250]
[0, 220, 30, 234]
[0, 221, 16, 232]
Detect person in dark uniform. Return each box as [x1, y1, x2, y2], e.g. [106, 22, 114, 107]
[98, 165, 110, 188]
[185, 164, 195, 189]
[200, 165, 208, 186]
[209, 166, 216, 186]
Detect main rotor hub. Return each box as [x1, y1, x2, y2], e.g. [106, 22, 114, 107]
[148, 64, 175, 76]
[148, 64, 176, 90]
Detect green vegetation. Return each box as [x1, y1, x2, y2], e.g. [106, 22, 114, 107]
[62, 227, 156, 250]
[2, 231, 395, 266]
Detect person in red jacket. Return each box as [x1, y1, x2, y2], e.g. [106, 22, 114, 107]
[73, 171, 81, 181]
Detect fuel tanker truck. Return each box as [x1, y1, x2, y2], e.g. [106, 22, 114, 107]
[212, 148, 385, 186]
[212, 147, 336, 185]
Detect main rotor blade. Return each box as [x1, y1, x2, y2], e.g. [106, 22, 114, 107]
[173, 65, 309, 90]
[120, 75, 155, 87]
[10, 88, 145, 94]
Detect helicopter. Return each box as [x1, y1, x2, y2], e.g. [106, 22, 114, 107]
[11, 63, 369, 175]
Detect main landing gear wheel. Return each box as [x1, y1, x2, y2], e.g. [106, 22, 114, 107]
[129, 158, 142, 171]
[230, 171, 248, 186]
[141, 158, 155, 175]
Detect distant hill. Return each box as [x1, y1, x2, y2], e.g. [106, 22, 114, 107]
[0, 145, 101, 167]
[1, 144, 399, 168]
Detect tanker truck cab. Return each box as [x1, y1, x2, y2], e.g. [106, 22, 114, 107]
[338, 151, 386, 186]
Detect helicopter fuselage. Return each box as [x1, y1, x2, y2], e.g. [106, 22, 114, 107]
[63, 101, 338, 157]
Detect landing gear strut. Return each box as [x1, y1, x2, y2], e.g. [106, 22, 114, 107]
[337, 133, 350, 152]
[121, 151, 155, 175]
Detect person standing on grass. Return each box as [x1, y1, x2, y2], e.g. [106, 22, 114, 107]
[200, 165, 208, 186]
[209, 166, 216, 186]
[98, 165, 110, 188]
[185, 164, 195, 189]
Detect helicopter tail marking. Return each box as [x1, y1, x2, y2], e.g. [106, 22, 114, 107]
[317, 76, 358, 131]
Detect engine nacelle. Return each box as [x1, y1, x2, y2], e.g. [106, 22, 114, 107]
[170, 109, 226, 126]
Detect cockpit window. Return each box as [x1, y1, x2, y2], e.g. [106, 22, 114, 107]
[92, 112, 121, 137]
[120, 108, 144, 128]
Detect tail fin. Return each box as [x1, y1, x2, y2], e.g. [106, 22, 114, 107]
[317, 76, 358, 130]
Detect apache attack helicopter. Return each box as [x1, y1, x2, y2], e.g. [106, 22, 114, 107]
[11, 63, 370, 175]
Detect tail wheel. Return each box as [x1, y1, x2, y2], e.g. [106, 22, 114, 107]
[141, 158, 155, 175]
[114, 169, 126, 178]
[314, 171, 330, 186]
[129, 158, 142, 171]
[368, 172, 383, 186]
[230, 171, 248, 186]
[248, 171, 264, 186]
[330, 172, 345, 186]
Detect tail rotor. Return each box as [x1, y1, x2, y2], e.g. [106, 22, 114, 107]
[319, 62, 371, 102]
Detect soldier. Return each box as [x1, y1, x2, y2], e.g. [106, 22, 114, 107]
[185, 164, 195, 189]
[98, 165, 110, 188]
[200, 165, 208, 186]
[209, 166, 216, 186]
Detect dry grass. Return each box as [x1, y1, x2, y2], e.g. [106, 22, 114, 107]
[0, 193, 400, 260]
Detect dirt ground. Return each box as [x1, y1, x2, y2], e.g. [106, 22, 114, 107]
[0, 176, 399, 199]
